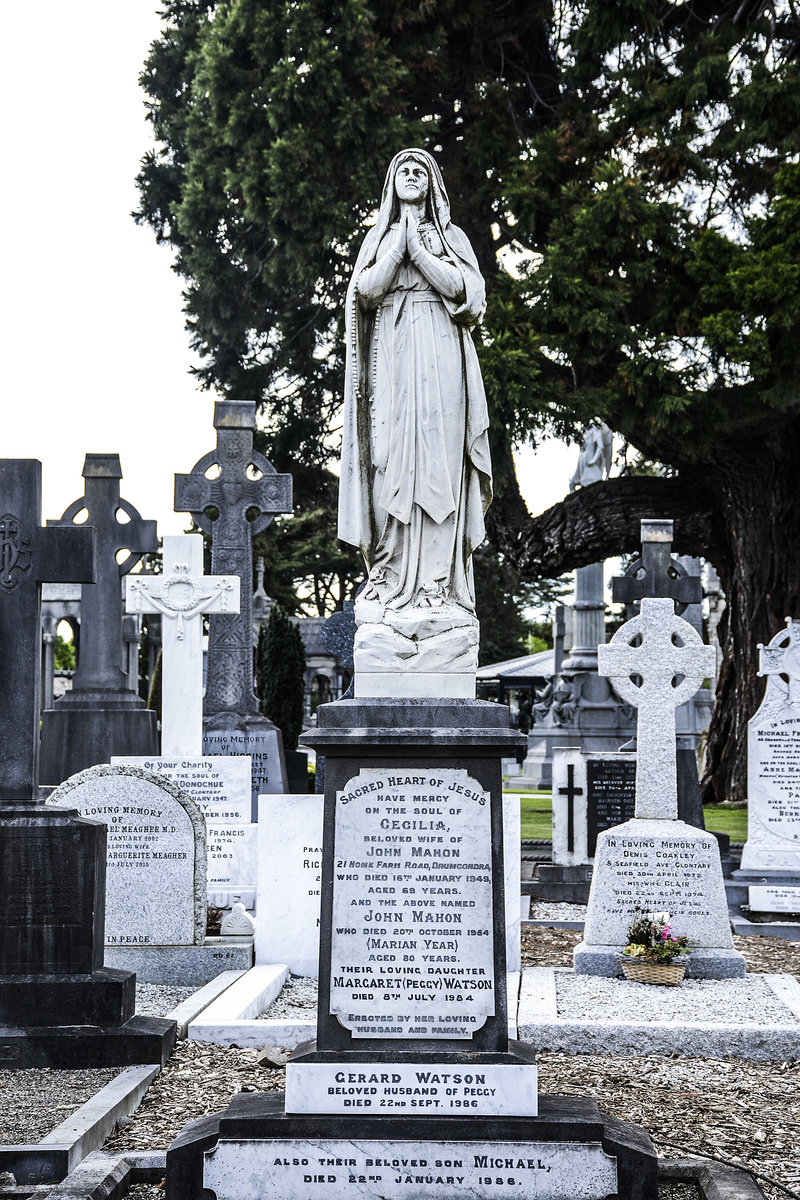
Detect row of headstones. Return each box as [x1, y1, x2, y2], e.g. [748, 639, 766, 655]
[36, 398, 293, 794]
[47, 762, 524, 978]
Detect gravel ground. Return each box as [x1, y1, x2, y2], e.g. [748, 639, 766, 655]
[0, 1068, 118, 1143]
[529, 901, 588, 920]
[554, 973, 797, 1024]
[255, 974, 316, 1019]
[135, 983, 196, 1017]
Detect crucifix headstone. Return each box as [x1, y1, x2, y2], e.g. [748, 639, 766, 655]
[39, 455, 159, 785]
[126, 535, 241, 757]
[0, 460, 175, 1063]
[559, 762, 583, 853]
[612, 519, 701, 615]
[740, 617, 800, 872]
[175, 400, 293, 812]
[575, 595, 745, 978]
[598, 597, 715, 820]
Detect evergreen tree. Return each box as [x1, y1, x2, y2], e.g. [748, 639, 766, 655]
[256, 605, 307, 750]
[137, 1, 800, 801]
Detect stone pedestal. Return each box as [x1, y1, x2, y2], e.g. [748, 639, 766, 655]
[39, 691, 157, 786]
[164, 700, 657, 1200]
[0, 806, 175, 1067]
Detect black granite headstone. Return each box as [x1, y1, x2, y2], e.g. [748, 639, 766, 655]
[586, 756, 636, 857]
[0, 459, 174, 1068]
[39, 454, 158, 785]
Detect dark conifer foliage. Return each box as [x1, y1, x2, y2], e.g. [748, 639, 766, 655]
[256, 605, 307, 751]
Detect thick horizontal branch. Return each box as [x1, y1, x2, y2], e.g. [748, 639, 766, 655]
[486, 471, 726, 580]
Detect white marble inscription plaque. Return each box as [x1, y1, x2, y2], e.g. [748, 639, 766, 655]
[206, 822, 257, 887]
[112, 756, 251, 822]
[748, 885, 800, 913]
[330, 768, 494, 1039]
[256, 794, 323, 976]
[742, 712, 800, 870]
[284, 1061, 538, 1116]
[204, 1139, 618, 1200]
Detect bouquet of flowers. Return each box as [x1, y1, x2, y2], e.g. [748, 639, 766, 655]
[622, 910, 691, 964]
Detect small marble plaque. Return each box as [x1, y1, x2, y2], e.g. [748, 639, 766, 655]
[285, 1061, 538, 1116]
[330, 768, 495, 1040]
[112, 756, 251, 822]
[748, 885, 800, 913]
[256, 794, 323, 977]
[204, 1138, 617, 1200]
[206, 822, 257, 889]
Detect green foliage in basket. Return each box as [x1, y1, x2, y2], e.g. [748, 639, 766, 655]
[623, 910, 690, 964]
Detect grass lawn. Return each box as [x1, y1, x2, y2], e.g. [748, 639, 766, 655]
[509, 787, 748, 843]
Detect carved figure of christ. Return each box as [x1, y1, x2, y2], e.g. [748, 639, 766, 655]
[127, 535, 240, 756]
[598, 597, 716, 821]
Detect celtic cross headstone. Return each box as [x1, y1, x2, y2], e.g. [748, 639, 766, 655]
[598, 597, 715, 820]
[39, 455, 159, 784]
[612, 519, 701, 616]
[126, 535, 240, 756]
[175, 400, 293, 811]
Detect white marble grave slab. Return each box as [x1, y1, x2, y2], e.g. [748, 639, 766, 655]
[49, 764, 205, 946]
[284, 1061, 538, 1116]
[330, 768, 495, 1040]
[256, 793, 323, 977]
[204, 1138, 617, 1200]
[748, 885, 800, 913]
[551, 747, 588, 866]
[112, 755, 251, 822]
[207, 822, 258, 890]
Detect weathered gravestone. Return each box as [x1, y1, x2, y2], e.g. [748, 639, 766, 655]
[39, 454, 158, 786]
[175, 400, 293, 816]
[0, 459, 174, 1067]
[167, 150, 656, 1200]
[113, 755, 257, 909]
[50, 763, 252, 984]
[574, 596, 745, 977]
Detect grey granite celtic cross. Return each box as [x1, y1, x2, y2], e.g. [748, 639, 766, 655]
[174, 400, 292, 719]
[0, 460, 94, 802]
[612, 519, 700, 616]
[598, 597, 716, 820]
[49, 455, 158, 695]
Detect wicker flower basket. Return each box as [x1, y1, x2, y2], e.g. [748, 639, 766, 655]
[620, 958, 686, 986]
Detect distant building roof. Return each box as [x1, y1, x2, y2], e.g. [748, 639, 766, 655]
[476, 648, 554, 682]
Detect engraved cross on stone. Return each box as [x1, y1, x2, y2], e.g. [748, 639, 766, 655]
[174, 401, 292, 718]
[758, 618, 800, 709]
[612, 519, 701, 616]
[0, 460, 95, 803]
[49, 455, 157, 695]
[598, 597, 716, 820]
[126, 535, 241, 756]
[558, 763, 583, 854]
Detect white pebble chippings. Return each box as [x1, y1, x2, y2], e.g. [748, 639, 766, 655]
[135, 983, 196, 1016]
[555, 973, 798, 1025]
[529, 901, 587, 921]
[257, 974, 317, 1019]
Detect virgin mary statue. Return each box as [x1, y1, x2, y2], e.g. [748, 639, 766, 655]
[338, 149, 492, 627]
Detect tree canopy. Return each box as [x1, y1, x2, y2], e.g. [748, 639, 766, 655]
[138, 0, 800, 800]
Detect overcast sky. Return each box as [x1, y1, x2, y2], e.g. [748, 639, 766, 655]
[2, 4, 575, 545]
